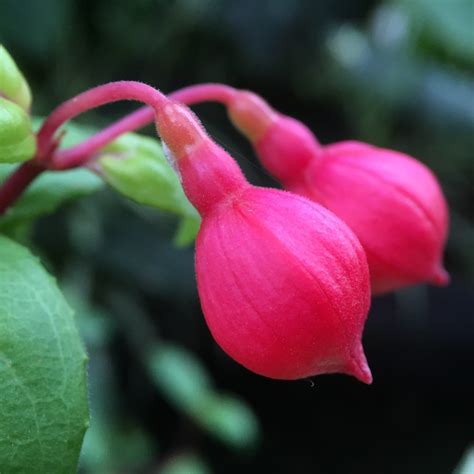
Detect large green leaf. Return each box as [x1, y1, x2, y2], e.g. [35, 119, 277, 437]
[0, 164, 102, 231]
[0, 235, 89, 473]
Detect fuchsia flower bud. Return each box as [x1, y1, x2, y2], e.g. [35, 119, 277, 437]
[156, 101, 372, 383]
[227, 91, 449, 294]
[228, 91, 321, 186]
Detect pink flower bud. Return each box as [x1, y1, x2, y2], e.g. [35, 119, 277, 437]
[303, 142, 449, 294]
[227, 92, 449, 294]
[157, 101, 372, 383]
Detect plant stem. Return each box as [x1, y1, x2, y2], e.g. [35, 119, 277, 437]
[0, 82, 236, 214]
[36, 81, 169, 162]
[54, 106, 155, 169]
[53, 83, 236, 169]
[0, 161, 43, 215]
[0, 81, 172, 215]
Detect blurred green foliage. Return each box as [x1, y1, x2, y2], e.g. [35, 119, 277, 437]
[149, 344, 259, 449]
[0, 164, 102, 231]
[454, 445, 474, 474]
[160, 453, 212, 474]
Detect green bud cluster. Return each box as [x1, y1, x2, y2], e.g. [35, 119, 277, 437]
[0, 45, 36, 163]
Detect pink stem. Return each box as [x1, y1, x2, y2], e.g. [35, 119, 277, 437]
[0, 82, 236, 215]
[0, 81, 171, 215]
[171, 82, 236, 105]
[53, 83, 236, 169]
[0, 161, 43, 215]
[53, 107, 155, 169]
[37, 81, 169, 162]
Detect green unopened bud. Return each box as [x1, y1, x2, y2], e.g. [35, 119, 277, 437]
[0, 45, 32, 111]
[97, 133, 198, 219]
[0, 97, 36, 163]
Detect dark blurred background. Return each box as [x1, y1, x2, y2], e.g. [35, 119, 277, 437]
[1, 0, 473, 473]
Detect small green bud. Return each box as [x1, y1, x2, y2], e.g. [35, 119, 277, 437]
[0, 45, 32, 111]
[0, 97, 36, 163]
[98, 133, 198, 219]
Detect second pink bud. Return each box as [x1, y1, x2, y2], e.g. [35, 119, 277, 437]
[228, 91, 449, 294]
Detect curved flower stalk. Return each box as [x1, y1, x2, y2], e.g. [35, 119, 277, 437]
[0, 81, 372, 382]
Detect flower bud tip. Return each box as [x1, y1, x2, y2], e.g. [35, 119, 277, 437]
[346, 343, 373, 384]
[431, 265, 450, 286]
[154, 101, 208, 160]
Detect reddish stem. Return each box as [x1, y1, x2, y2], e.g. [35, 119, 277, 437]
[0, 82, 236, 214]
[54, 106, 155, 169]
[53, 83, 236, 169]
[0, 81, 172, 215]
[37, 81, 169, 162]
[0, 161, 43, 215]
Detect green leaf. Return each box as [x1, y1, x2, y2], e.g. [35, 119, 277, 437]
[98, 133, 199, 220]
[149, 343, 212, 408]
[0, 97, 36, 163]
[160, 453, 212, 474]
[0, 164, 102, 231]
[0, 235, 89, 473]
[67, 288, 155, 472]
[0, 45, 32, 110]
[148, 344, 260, 449]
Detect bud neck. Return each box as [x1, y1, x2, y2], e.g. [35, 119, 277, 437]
[156, 101, 248, 216]
[227, 91, 278, 143]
